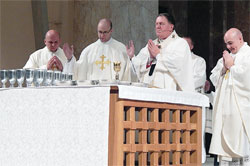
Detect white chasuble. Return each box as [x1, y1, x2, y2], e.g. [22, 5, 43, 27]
[23, 46, 76, 73]
[132, 31, 195, 91]
[191, 52, 207, 91]
[209, 42, 250, 158]
[76, 38, 131, 81]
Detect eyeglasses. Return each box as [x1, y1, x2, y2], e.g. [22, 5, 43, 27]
[98, 29, 111, 35]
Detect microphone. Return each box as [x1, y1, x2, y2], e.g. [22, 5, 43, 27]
[149, 64, 156, 76]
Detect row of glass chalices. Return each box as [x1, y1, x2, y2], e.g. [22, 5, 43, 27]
[0, 69, 73, 88]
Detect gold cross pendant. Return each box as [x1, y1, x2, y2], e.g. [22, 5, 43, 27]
[95, 55, 111, 70]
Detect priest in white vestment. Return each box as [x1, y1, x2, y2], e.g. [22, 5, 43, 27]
[24, 30, 75, 73]
[209, 28, 250, 165]
[184, 37, 206, 92]
[184, 36, 207, 163]
[75, 19, 133, 81]
[126, 13, 195, 91]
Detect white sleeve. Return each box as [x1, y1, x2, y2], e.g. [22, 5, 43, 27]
[230, 51, 250, 91]
[75, 49, 88, 81]
[23, 51, 47, 69]
[210, 58, 224, 88]
[155, 39, 195, 91]
[23, 51, 38, 69]
[63, 56, 76, 74]
[131, 46, 149, 80]
[193, 58, 207, 89]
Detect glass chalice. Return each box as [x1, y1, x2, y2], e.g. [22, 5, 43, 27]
[0, 70, 8, 88]
[25, 69, 35, 87]
[46, 70, 54, 86]
[61, 73, 67, 83]
[8, 69, 16, 88]
[16, 69, 25, 87]
[36, 69, 45, 87]
[54, 71, 61, 85]
[67, 73, 73, 81]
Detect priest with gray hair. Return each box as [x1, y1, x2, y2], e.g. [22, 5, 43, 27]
[126, 13, 195, 91]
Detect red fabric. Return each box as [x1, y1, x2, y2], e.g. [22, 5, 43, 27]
[146, 61, 152, 69]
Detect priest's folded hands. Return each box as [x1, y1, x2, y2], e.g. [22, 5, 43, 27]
[47, 56, 63, 71]
[222, 50, 234, 69]
[147, 39, 160, 59]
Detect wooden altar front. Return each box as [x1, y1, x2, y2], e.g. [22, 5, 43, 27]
[108, 86, 202, 166]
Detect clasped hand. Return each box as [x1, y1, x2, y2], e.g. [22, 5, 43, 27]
[47, 56, 63, 71]
[126, 39, 160, 60]
[148, 39, 160, 59]
[223, 50, 234, 70]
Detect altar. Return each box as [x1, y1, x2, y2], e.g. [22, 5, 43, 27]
[0, 85, 208, 166]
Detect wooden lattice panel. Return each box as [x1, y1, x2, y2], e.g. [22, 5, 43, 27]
[111, 99, 202, 166]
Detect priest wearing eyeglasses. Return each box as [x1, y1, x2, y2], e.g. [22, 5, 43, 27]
[75, 18, 134, 81]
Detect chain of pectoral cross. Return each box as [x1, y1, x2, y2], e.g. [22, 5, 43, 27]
[95, 55, 111, 70]
[224, 70, 230, 80]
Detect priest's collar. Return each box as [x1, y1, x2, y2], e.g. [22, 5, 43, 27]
[157, 30, 177, 43]
[45, 46, 59, 55]
[98, 38, 113, 45]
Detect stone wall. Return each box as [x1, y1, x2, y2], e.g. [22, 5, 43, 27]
[1, 0, 248, 71]
[0, 0, 158, 69]
[73, 0, 158, 58]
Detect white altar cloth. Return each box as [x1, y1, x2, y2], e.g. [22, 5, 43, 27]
[0, 86, 209, 166]
[0, 87, 110, 166]
[118, 85, 209, 107]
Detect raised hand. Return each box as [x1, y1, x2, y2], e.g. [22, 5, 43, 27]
[126, 40, 135, 59]
[148, 39, 160, 59]
[63, 43, 74, 61]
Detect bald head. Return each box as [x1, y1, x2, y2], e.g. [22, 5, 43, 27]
[224, 28, 243, 40]
[97, 18, 113, 42]
[45, 30, 60, 39]
[44, 30, 61, 52]
[98, 19, 112, 29]
[224, 28, 244, 54]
